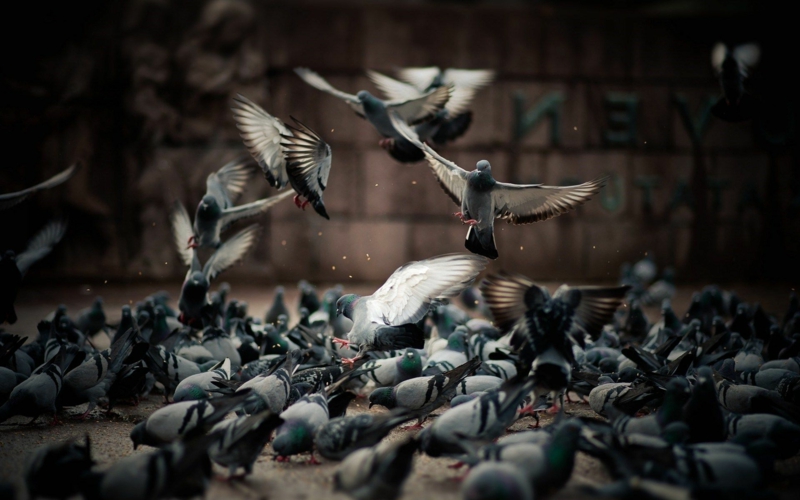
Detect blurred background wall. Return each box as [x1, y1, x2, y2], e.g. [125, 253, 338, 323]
[1, 0, 797, 285]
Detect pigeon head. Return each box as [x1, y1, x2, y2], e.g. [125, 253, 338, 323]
[356, 90, 373, 102]
[398, 349, 422, 376]
[129, 421, 147, 450]
[272, 420, 313, 456]
[368, 387, 396, 409]
[545, 420, 582, 473]
[174, 383, 207, 402]
[661, 421, 690, 445]
[475, 160, 491, 173]
[197, 195, 221, 216]
[335, 294, 359, 319]
[447, 328, 468, 352]
[183, 272, 210, 300]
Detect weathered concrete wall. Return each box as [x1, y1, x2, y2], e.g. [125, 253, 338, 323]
[1, 1, 796, 284]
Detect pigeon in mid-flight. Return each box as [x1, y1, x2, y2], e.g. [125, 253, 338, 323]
[0, 163, 78, 211]
[391, 115, 605, 259]
[1, 220, 67, 325]
[294, 67, 452, 150]
[367, 67, 494, 162]
[711, 42, 761, 122]
[174, 159, 292, 249]
[334, 253, 488, 365]
[171, 209, 259, 326]
[231, 94, 334, 219]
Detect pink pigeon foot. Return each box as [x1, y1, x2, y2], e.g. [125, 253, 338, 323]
[332, 337, 351, 349]
[462, 219, 479, 226]
[306, 455, 322, 465]
[275, 456, 290, 463]
[400, 423, 425, 431]
[448, 461, 466, 470]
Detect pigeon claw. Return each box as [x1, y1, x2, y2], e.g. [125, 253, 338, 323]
[306, 455, 322, 466]
[400, 423, 425, 431]
[546, 403, 560, 415]
[378, 138, 394, 150]
[462, 219, 479, 226]
[448, 461, 466, 470]
[275, 455, 290, 463]
[453, 212, 463, 218]
[49, 415, 63, 426]
[341, 356, 362, 368]
[293, 194, 307, 209]
[186, 235, 199, 249]
[332, 337, 352, 348]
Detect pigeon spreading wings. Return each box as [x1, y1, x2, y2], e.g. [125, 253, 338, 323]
[0, 163, 79, 211]
[15, 219, 68, 277]
[294, 67, 452, 126]
[390, 113, 605, 225]
[231, 94, 333, 218]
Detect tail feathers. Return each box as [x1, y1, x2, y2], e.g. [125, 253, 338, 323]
[375, 323, 425, 350]
[432, 111, 473, 144]
[387, 137, 425, 163]
[465, 226, 498, 259]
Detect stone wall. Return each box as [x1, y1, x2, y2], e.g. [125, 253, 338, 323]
[1, 1, 796, 284]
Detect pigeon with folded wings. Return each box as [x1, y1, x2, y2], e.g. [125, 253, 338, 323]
[231, 94, 333, 219]
[334, 253, 488, 366]
[391, 115, 605, 259]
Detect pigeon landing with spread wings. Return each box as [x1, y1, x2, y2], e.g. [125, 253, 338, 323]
[391, 114, 605, 259]
[0, 163, 78, 211]
[711, 42, 760, 122]
[183, 159, 292, 249]
[231, 94, 333, 219]
[334, 253, 488, 366]
[481, 272, 629, 408]
[171, 204, 259, 325]
[367, 67, 494, 162]
[294, 67, 452, 149]
[1, 220, 67, 324]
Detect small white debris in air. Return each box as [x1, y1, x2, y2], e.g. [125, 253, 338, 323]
[573, 126, 577, 131]
[593, 246, 596, 249]
[281, 240, 287, 246]
[104, 280, 107, 284]
[332, 266, 336, 270]
[164, 262, 168, 265]
[343, 256, 347, 260]
[520, 246, 523, 250]
[349, 275, 353, 278]
[412, 181, 417, 185]
[318, 232, 323, 236]
[331, 129, 335, 132]
[375, 184, 379, 187]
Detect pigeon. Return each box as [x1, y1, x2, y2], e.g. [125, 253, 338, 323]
[607, 378, 690, 436]
[171, 217, 259, 326]
[265, 286, 289, 325]
[0, 163, 78, 211]
[366, 67, 494, 161]
[423, 328, 468, 375]
[0, 345, 77, 424]
[208, 410, 284, 477]
[368, 357, 482, 425]
[24, 435, 94, 500]
[333, 436, 419, 500]
[683, 366, 726, 443]
[481, 272, 628, 409]
[272, 391, 330, 460]
[352, 348, 422, 387]
[711, 42, 761, 122]
[391, 114, 604, 259]
[1, 220, 67, 324]
[294, 67, 452, 148]
[454, 375, 504, 396]
[129, 390, 251, 448]
[334, 253, 488, 364]
[725, 413, 800, 459]
[201, 327, 241, 370]
[315, 409, 418, 461]
[461, 462, 533, 500]
[143, 345, 218, 400]
[231, 94, 333, 218]
[176, 160, 291, 250]
[92, 433, 217, 500]
[173, 358, 231, 402]
[74, 297, 107, 336]
[233, 350, 300, 414]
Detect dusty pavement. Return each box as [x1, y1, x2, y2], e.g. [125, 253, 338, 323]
[2, 282, 800, 499]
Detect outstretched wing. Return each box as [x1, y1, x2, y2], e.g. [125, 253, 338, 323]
[16, 220, 68, 276]
[396, 66, 442, 91]
[386, 85, 452, 125]
[366, 70, 424, 102]
[218, 190, 294, 229]
[231, 94, 290, 188]
[170, 201, 195, 267]
[0, 163, 79, 210]
[212, 159, 253, 202]
[493, 178, 606, 225]
[440, 68, 495, 115]
[294, 67, 365, 117]
[366, 253, 488, 326]
[480, 272, 547, 334]
[390, 113, 468, 205]
[281, 118, 333, 220]
[203, 224, 260, 282]
[553, 284, 630, 339]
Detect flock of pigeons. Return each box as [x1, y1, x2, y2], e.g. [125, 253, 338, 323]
[1, 59, 797, 500]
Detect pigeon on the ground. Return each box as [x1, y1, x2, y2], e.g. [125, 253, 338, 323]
[294, 67, 452, 149]
[711, 42, 760, 122]
[24, 435, 94, 500]
[315, 409, 418, 460]
[232, 350, 300, 414]
[208, 410, 284, 477]
[334, 253, 487, 365]
[1, 220, 68, 324]
[175, 159, 291, 250]
[272, 391, 330, 461]
[231, 94, 333, 218]
[265, 287, 289, 325]
[173, 358, 231, 402]
[391, 115, 604, 259]
[461, 462, 533, 500]
[0, 163, 78, 211]
[333, 436, 419, 500]
[352, 348, 422, 387]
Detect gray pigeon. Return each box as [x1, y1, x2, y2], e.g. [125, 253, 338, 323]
[231, 94, 333, 219]
[0, 163, 78, 210]
[391, 114, 605, 259]
[177, 159, 291, 249]
[1, 220, 68, 324]
[315, 409, 417, 461]
[334, 253, 488, 365]
[265, 286, 289, 325]
[129, 390, 251, 448]
[454, 375, 504, 396]
[333, 436, 418, 500]
[295, 67, 452, 145]
[173, 358, 231, 402]
[710, 42, 760, 122]
[461, 462, 533, 500]
[234, 350, 300, 414]
[423, 328, 468, 375]
[272, 391, 329, 461]
[352, 349, 422, 387]
[24, 435, 94, 500]
[725, 413, 800, 459]
[208, 410, 284, 477]
[143, 345, 219, 400]
[200, 327, 241, 370]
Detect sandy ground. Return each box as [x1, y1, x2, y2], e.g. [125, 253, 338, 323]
[2, 282, 800, 499]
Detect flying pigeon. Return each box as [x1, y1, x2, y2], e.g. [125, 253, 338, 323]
[294, 67, 452, 150]
[334, 253, 488, 365]
[177, 159, 292, 250]
[390, 114, 605, 259]
[1, 220, 68, 324]
[0, 163, 78, 211]
[711, 42, 761, 122]
[231, 94, 333, 218]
